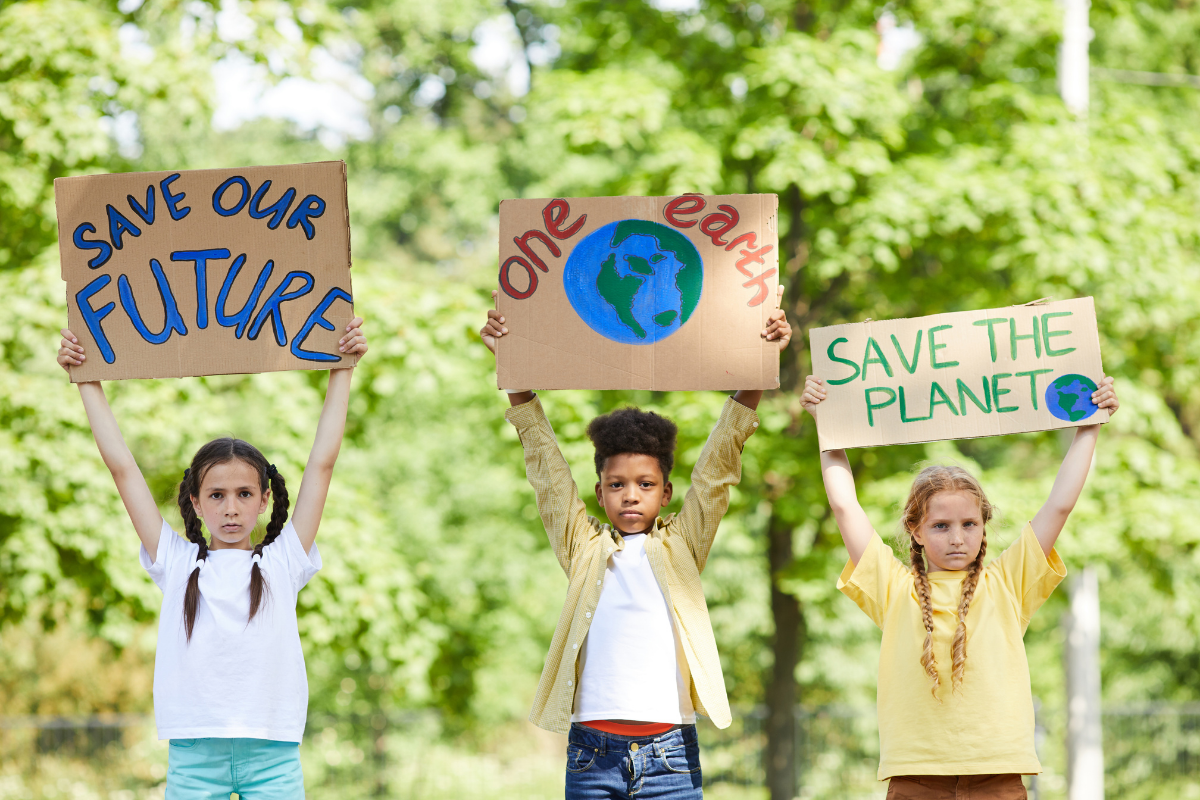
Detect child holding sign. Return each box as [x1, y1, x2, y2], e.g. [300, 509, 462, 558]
[801, 374, 1118, 799]
[482, 290, 790, 799]
[56, 320, 368, 799]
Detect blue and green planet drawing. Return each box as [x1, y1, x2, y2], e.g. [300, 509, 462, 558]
[562, 220, 703, 345]
[1044, 373, 1100, 422]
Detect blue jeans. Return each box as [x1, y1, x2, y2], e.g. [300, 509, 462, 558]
[565, 723, 703, 799]
[165, 738, 304, 799]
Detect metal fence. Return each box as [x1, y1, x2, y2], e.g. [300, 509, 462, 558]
[3, 704, 1200, 799]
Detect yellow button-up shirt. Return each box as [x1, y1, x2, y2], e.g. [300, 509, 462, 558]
[506, 394, 760, 734]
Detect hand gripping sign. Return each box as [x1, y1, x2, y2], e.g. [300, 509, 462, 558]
[495, 194, 780, 390]
[807, 298, 1109, 450]
[55, 162, 356, 381]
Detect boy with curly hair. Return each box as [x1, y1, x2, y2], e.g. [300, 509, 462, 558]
[481, 290, 791, 799]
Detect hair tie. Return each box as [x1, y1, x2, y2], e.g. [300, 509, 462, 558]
[252, 552, 263, 565]
[266, 463, 278, 479]
[183, 467, 191, 480]
[194, 557, 205, 572]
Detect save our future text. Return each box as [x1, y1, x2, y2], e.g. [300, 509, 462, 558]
[68, 173, 351, 365]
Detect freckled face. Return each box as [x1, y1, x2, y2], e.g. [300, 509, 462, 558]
[191, 460, 268, 551]
[595, 453, 673, 535]
[912, 490, 985, 572]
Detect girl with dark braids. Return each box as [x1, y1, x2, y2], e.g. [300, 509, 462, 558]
[801, 373, 1119, 800]
[57, 318, 368, 800]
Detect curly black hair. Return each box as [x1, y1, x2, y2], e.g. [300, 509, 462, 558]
[586, 407, 678, 480]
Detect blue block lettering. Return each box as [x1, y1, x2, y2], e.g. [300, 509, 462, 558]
[75, 275, 117, 364]
[73, 223, 113, 269]
[106, 204, 142, 250]
[127, 186, 156, 225]
[213, 176, 250, 217]
[248, 271, 314, 346]
[286, 194, 326, 240]
[170, 248, 230, 330]
[160, 174, 191, 221]
[216, 255, 274, 339]
[291, 287, 353, 362]
[248, 181, 297, 230]
[118, 258, 188, 344]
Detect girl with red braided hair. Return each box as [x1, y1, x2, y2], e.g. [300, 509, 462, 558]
[56, 319, 368, 799]
[801, 373, 1118, 800]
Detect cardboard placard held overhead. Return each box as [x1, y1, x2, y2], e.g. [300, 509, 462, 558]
[808, 298, 1108, 450]
[495, 195, 780, 390]
[55, 162, 356, 382]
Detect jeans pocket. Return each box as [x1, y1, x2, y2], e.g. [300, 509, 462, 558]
[566, 744, 598, 773]
[169, 739, 197, 748]
[660, 741, 701, 774]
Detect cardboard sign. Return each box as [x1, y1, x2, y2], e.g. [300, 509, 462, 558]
[808, 298, 1108, 450]
[495, 194, 780, 390]
[55, 162, 356, 381]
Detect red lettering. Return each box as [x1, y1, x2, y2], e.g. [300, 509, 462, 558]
[514, 229, 561, 272]
[699, 205, 740, 246]
[742, 268, 778, 307]
[724, 232, 758, 252]
[734, 245, 774, 276]
[543, 199, 586, 239]
[499, 256, 540, 299]
[664, 195, 706, 228]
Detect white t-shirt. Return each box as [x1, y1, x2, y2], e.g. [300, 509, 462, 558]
[141, 519, 321, 742]
[571, 533, 696, 724]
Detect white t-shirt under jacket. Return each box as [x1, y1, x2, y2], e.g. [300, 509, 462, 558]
[572, 532, 696, 724]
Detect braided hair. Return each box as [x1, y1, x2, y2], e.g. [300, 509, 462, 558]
[900, 465, 995, 698]
[177, 438, 290, 642]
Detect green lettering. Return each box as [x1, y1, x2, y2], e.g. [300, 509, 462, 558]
[865, 387, 897, 427]
[861, 337, 894, 380]
[826, 337, 861, 385]
[957, 377, 992, 414]
[899, 385, 933, 422]
[890, 330, 923, 374]
[991, 373, 1018, 413]
[1009, 315, 1042, 360]
[928, 324, 959, 369]
[973, 318, 1008, 363]
[1041, 311, 1076, 357]
[929, 381, 960, 417]
[1015, 368, 1054, 410]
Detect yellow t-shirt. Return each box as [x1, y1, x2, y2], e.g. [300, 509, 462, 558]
[837, 523, 1066, 780]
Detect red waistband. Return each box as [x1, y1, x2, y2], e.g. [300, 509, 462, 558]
[581, 720, 677, 736]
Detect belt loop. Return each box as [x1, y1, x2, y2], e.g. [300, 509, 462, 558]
[599, 731, 608, 757]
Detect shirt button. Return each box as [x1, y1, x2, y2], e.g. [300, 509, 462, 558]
[567, 680, 572, 686]
[597, 580, 602, 586]
[752, 421, 759, 428]
[585, 612, 591, 618]
[573, 643, 578, 649]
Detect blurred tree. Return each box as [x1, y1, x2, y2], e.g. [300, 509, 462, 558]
[4, 1, 1200, 798]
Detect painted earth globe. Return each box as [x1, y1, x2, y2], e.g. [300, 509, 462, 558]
[562, 220, 703, 345]
[1044, 373, 1100, 422]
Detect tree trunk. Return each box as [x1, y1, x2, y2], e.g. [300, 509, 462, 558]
[765, 512, 804, 800]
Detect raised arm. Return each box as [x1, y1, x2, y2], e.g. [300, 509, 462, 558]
[290, 317, 368, 553]
[1030, 376, 1119, 555]
[58, 330, 163, 560]
[802, 376, 874, 564]
[730, 286, 792, 412]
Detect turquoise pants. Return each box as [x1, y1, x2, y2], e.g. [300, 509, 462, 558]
[166, 738, 304, 799]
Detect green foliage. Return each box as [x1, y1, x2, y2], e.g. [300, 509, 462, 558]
[4, 8, 1200, 795]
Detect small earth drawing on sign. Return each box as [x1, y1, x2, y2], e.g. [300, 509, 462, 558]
[1044, 373, 1100, 422]
[562, 219, 703, 345]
